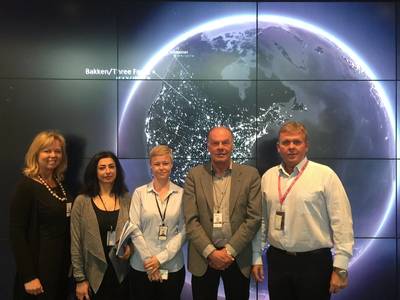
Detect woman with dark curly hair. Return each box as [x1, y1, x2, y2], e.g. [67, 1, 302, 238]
[71, 151, 132, 300]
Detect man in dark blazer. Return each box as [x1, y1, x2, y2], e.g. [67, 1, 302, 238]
[183, 126, 261, 300]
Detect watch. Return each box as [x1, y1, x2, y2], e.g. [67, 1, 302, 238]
[333, 267, 348, 279]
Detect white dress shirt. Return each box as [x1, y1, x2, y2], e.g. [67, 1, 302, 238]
[129, 181, 186, 272]
[253, 157, 354, 270]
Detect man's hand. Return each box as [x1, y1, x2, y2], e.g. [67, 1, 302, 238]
[329, 271, 348, 294]
[144, 256, 161, 274]
[76, 280, 91, 300]
[208, 248, 234, 270]
[251, 264, 264, 283]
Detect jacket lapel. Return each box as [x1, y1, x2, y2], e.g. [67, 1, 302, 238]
[115, 194, 128, 238]
[200, 163, 214, 213]
[86, 200, 106, 262]
[229, 164, 241, 218]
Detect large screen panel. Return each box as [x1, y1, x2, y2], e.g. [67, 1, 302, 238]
[0, 79, 118, 157]
[118, 1, 256, 81]
[257, 2, 395, 81]
[0, 240, 15, 300]
[332, 238, 397, 300]
[1, 2, 399, 299]
[0, 3, 117, 79]
[313, 159, 396, 239]
[118, 79, 257, 159]
[256, 80, 395, 160]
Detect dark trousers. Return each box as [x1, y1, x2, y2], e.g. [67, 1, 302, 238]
[267, 246, 333, 300]
[92, 266, 129, 300]
[13, 273, 69, 300]
[191, 262, 249, 300]
[129, 267, 185, 300]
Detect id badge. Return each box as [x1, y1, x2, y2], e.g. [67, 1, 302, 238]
[107, 230, 116, 246]
[66, 202, 72, 217]
[158, 225, 168, 241]
[160, 269, 168, 280]
[213, 212, 223, 228]
[274, 211, 285, 231]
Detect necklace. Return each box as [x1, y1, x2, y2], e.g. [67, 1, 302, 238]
[38, 175, 67, 202]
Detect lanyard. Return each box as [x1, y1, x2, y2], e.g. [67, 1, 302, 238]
[212, 175, 230, 212]
[154, 192, 172, 226]
[278, 160, 309, 205]
[97, 194, 117, 231]
[98, 194, 117, 212]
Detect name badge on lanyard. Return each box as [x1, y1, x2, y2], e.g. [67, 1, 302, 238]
[213, 212, 223, 228]
[160, 269, 168, 280]
[158, 225, 168, 240]
[66, 202, 72, 217]
[107, 228, 116, 246]
[274, 211, 285, 231]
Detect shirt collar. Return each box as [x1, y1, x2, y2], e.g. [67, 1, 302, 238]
[211, 160, 233, 177]
[279, 156, 308, 177]
[146, 180, 179, 194]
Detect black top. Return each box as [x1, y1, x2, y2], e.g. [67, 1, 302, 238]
[91, 199, 119, 264]
[9, 176, 72, 298]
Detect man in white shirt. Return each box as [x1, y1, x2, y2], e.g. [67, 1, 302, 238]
[252, 121, 354, 300]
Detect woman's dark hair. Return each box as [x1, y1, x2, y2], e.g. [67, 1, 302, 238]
[81, 151, 128, 197]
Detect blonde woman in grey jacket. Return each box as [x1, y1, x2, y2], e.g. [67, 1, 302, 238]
[71, 151, 132, 300]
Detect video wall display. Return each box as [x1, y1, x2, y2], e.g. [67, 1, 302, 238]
[0, 1, 398, 299]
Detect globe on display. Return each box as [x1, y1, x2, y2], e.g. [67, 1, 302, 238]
[120, 15, 395, 298]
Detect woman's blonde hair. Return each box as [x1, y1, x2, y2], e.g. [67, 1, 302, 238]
[149, 145, 173, 162]
[23, 131, 67, 180]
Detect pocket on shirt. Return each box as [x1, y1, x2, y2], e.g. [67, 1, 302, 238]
[297, 191, 324, 215]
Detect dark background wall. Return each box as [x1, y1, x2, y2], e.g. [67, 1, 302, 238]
[0, 1, 398, 299]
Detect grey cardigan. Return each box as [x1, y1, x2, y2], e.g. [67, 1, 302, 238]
[70, 193, 131, 293]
